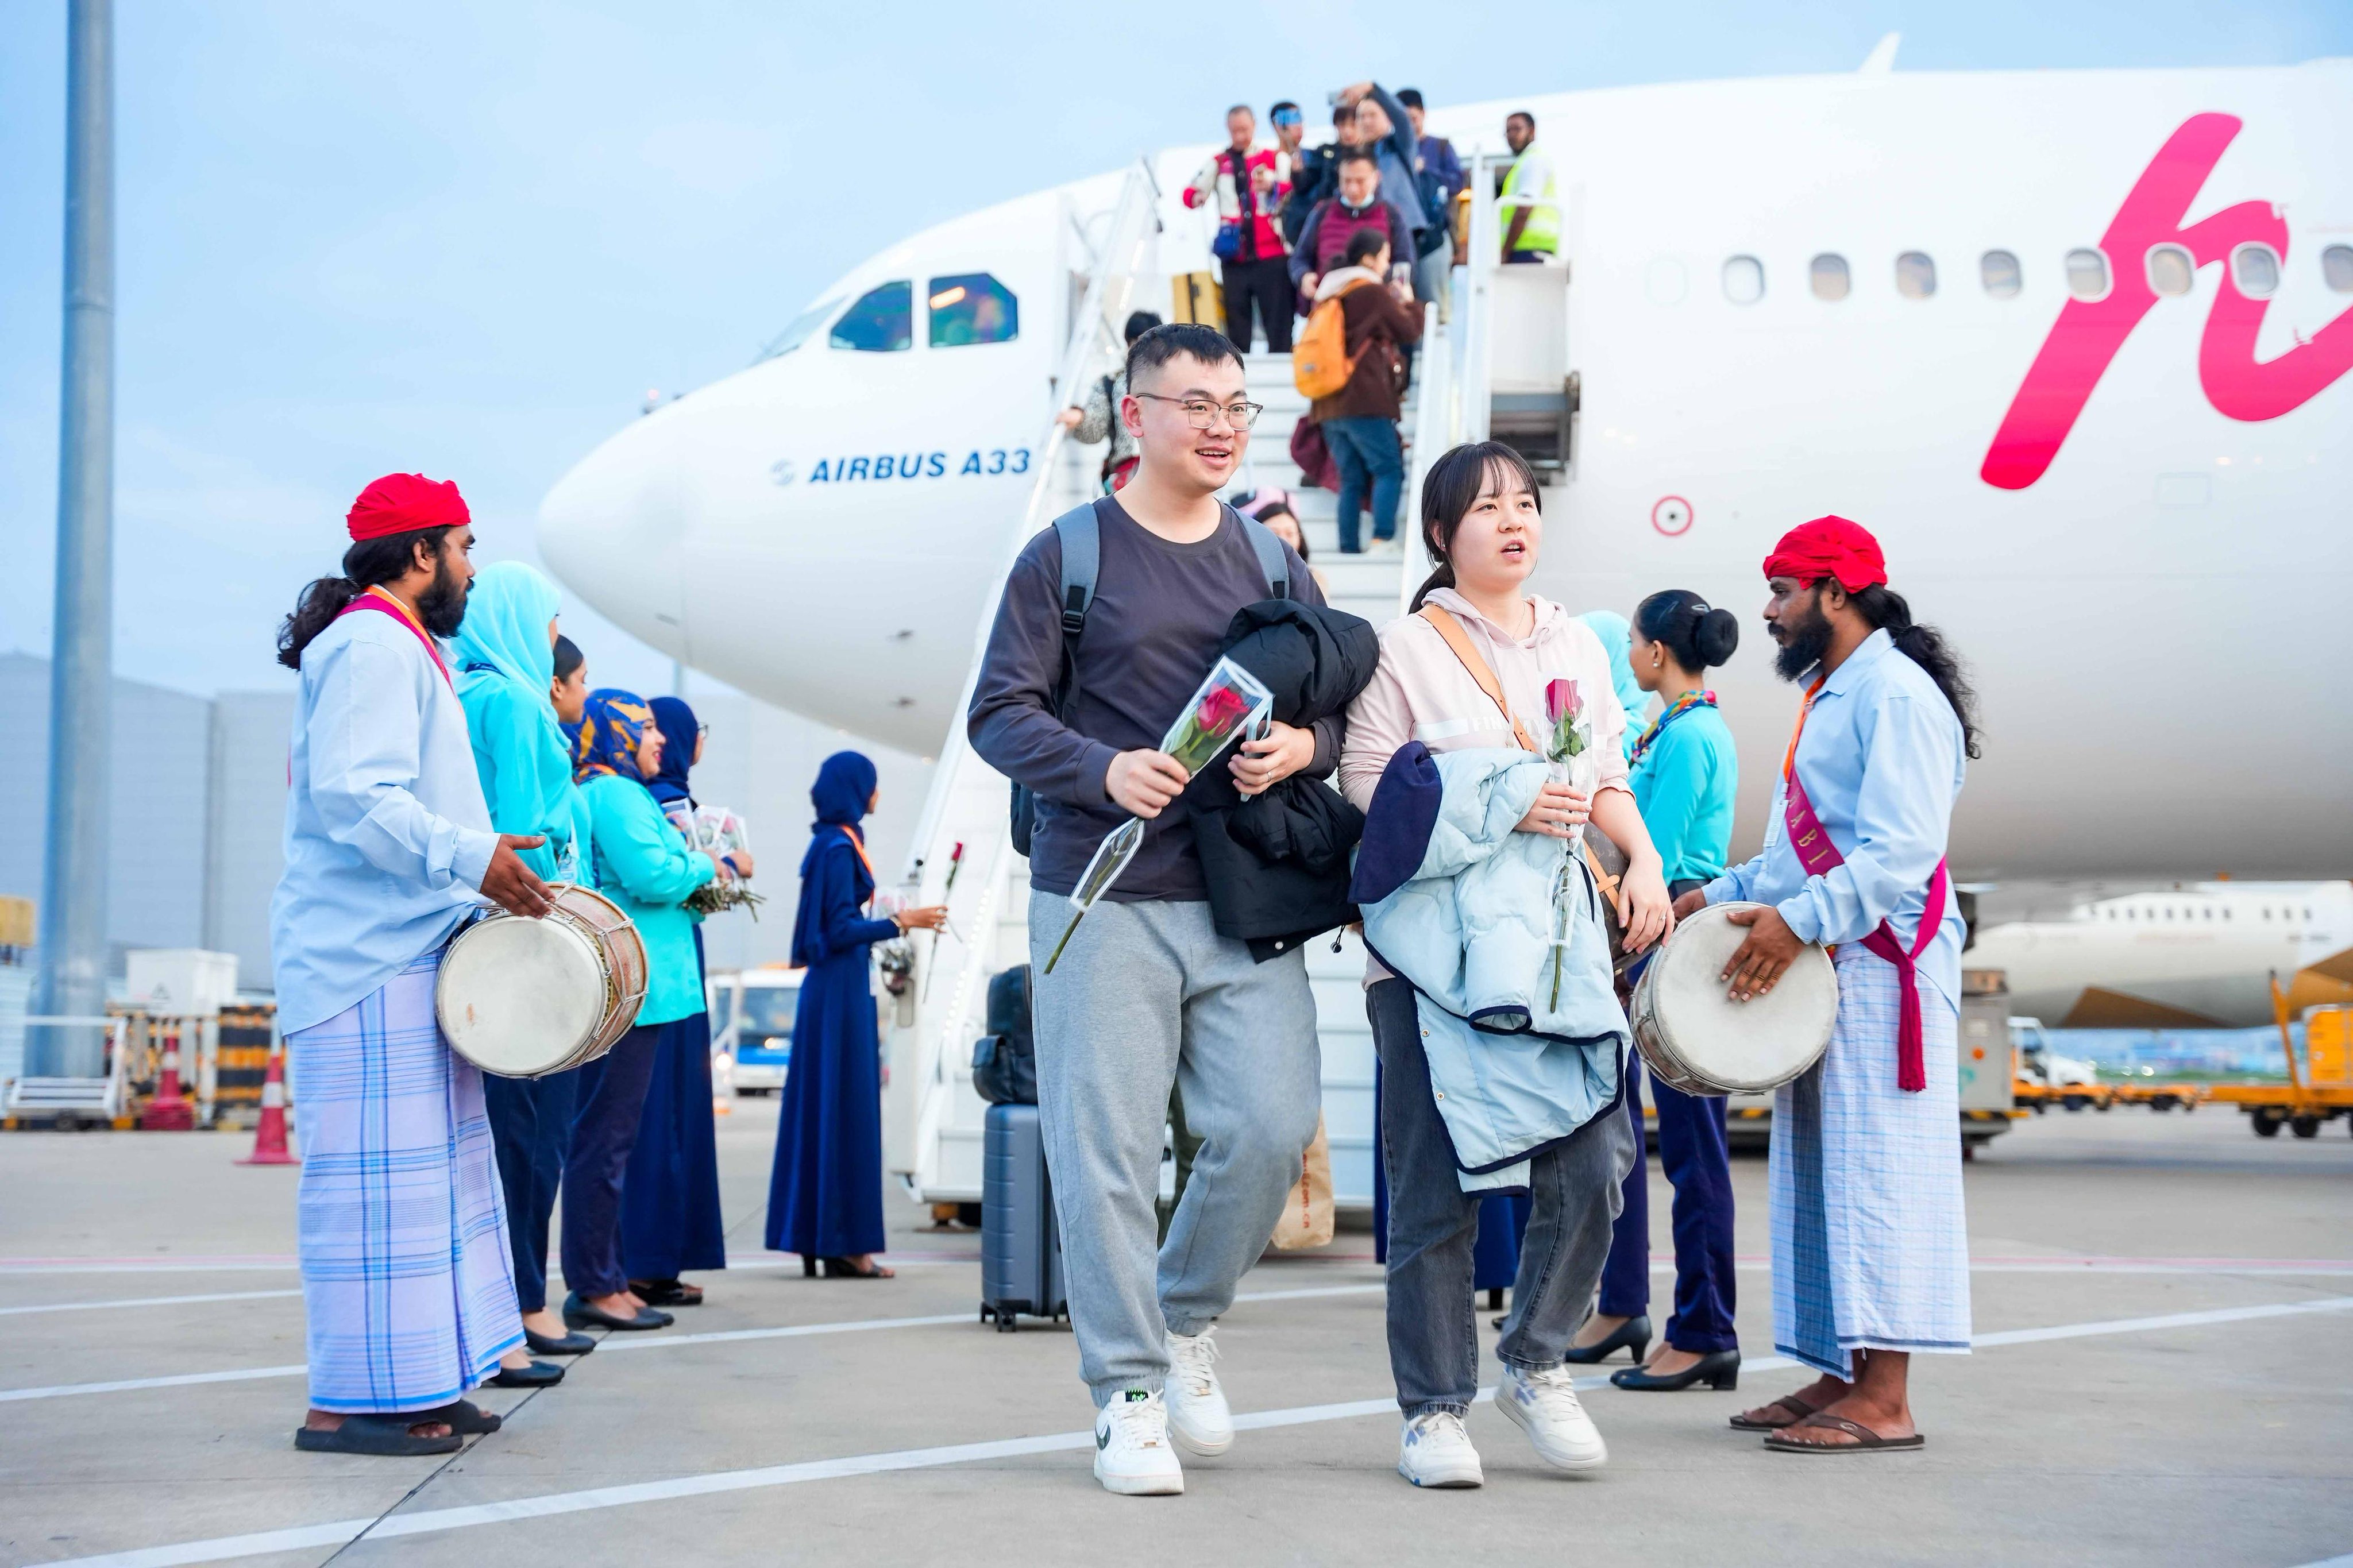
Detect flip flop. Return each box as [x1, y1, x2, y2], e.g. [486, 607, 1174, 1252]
[1762, 1412, 1926, 1454]
[292, 1413, 461, 1457]
[417, 1399, 502, 1435]
[1729, 1392, 1827, 1431]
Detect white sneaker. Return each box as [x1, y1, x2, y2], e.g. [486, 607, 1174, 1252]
[1496, 1362, 1607, 1471]
[1094, 1389, 1185, 1496]
[1398, 1409, 1484, 1488]
[1163, 1327, 1234, 1457]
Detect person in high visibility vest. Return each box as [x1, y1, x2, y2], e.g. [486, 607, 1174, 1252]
[1501, 110, 1559, 264]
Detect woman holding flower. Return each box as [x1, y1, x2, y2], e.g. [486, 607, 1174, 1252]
[1338, 441, 1673, 1489]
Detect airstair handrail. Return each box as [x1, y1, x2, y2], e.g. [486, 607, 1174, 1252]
[1398, 300, 1449, 618]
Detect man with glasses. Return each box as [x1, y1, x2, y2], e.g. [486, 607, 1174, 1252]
[1182, 105, 1294, 356]
[970, 323, 1338, 1497]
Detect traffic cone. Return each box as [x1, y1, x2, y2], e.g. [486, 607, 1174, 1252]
[140, 1029, 196, 1131]
[237, 1043, 299, 1165]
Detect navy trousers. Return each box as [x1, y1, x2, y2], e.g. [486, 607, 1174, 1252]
[482, 1067, 580, 1314]
[1596, 1061, 1739, 1353]
[559, 1021, 663, 1300]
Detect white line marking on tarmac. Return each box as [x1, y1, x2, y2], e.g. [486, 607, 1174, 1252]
[0, 1289, 303, 1318]
[37, 1295, 2353, 1568]
[0, 1364, 308, 1403]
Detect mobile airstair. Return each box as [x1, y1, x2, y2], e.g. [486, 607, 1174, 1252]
[881, 155, 1570, 1211]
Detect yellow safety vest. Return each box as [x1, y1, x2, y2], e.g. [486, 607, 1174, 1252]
[1500, 146, 1559, 254]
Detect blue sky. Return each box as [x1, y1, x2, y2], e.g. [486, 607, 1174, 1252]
[4, 1, 2348, 699]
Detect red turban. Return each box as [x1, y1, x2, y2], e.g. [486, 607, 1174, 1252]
[346, 472, 470, 542]
[1762, 515, 1887, 592]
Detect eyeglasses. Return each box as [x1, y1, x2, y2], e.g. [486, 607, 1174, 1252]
[1135, 393, 1264, 431]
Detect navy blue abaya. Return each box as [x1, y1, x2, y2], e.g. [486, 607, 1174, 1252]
[765, 753, 897, 1259]
[622, 928, 728, 1281]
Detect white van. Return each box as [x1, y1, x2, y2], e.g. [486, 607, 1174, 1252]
[708, 968, 802, 1094]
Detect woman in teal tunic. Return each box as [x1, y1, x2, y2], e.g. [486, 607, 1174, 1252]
[449, 562, 591, 1369]
[763, 752, 943, 1278]
[1569, 589, 1746, 1391]
[560, 690, 737, 1331]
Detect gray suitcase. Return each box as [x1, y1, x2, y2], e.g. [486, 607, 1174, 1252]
[980, 1101, 1066, 1331]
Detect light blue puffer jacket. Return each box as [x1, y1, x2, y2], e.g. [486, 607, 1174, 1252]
[1359, 747, 1627, 1191]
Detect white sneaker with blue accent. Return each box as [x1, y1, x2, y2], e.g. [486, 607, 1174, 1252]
[1163, 1327, 1233, 1456]
[1094, 1389, 1185, 1496]
[1496, 1362, 1608, 1471]
[1398, 1409, 1485, 1488]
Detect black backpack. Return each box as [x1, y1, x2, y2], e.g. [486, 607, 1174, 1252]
[970, 965, 1037, 1106]
[1007, 500, 1290, 857]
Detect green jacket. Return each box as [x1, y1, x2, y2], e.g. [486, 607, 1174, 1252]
[579, 773, 716, 1025]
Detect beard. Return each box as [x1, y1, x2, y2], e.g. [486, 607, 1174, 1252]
[415, 552, 470, 638]
[1770, 593, 1833, 681]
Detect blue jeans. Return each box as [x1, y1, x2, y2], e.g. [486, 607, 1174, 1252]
[1321, 416, 1403, 553]
[1596, 1061, 1739, 1353]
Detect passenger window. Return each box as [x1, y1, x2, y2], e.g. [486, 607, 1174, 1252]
[1809, 254, 1850, 301]
[829, 281, 913, 352]
[928, 272, 1020, 347]
[2146, 245, 2194, 298]
[2230, 244, 2279, 298]
[1895, 252, 1936, 299]
[2065, 248, 2110, 300]
[760, 297, 843, 361]
[1981, 250, 2022, 298]
[1722, 255, 1764, 305]
[2325, 245, 2353, 293]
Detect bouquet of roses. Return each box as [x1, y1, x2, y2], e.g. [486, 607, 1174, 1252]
[669, 802, 765, 919]
[1542, 679, 1595, 1009]
[1044, 658, 1272, 973]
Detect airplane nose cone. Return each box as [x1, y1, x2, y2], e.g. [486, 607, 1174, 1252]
[539, 407, 689, 656]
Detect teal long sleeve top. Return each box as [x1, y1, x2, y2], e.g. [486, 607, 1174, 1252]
[456, 677, 582, 883]
[579, 773, 717, 1025]
[1628, 701, 1738, 886]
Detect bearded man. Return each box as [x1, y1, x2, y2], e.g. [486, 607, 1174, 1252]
[1673, 515, 1979, 1454]
[270, 472, 553, 1455]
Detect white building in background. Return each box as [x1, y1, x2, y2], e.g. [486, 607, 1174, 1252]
[0, 652, 931, 994]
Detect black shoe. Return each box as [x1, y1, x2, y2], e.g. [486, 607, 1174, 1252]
[292, 1413, 461, 1457]
[1561, 1314, 1651, 1365]
[630, 1277, 705, 1307]
[416, 1399, 501, 1435]
[562, 1290, 674, 1331]
[489, 1358, 566, 1389]
[526, 1327, 596, 1357]
[1611, 1347, 1741, 1392]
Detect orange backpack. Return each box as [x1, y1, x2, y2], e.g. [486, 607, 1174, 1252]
[1293, 277, 1372, 400]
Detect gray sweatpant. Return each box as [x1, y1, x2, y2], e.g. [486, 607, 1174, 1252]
[1028, 891, 1322, 1407]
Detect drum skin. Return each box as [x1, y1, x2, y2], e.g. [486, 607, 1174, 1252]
[1631, 901, 1837, 1095]
[436, 885, 649, 1078]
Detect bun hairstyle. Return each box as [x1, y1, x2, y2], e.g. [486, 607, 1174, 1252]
[1409, 442, 1542, 612]
[1634, 588, 1739, 671]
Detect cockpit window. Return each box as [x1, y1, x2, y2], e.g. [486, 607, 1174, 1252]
[760, 297, 842, 361]
[928, 273, 1019, 347]
[830, 281, 913, 352]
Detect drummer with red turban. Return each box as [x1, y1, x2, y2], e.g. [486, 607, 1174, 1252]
[1672, 515, 1981, 1454]
[270, 474, 554, 1457]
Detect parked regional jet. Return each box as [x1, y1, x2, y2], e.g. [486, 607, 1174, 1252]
[541, 48, 2353, 887]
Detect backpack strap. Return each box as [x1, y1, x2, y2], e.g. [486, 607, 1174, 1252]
[1417, 605, 1541, 753]
[1235, 512, 1290, 601]
[1047, 502, 1100, 720]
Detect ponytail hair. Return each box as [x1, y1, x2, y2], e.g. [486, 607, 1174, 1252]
[1408, 441, 1541, 612]
[275, 527, 452, 670]
[1633, 588, 1739, 671]
[1846, 583, 1982, 760]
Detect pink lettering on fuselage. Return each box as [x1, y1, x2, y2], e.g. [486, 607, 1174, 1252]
[1980, 113, 2353, 491]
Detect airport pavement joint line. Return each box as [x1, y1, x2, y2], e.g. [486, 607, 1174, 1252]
[33, 1294, 2353, 1568]
[0, 1288, 303, 1318]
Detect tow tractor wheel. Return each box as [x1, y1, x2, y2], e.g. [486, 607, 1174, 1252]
[2253, 1113, 2282, 1138]
[2291, 1114, 2323, 1140]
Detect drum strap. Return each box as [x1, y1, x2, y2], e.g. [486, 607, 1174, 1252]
[1780, 678, 1945, 1094]
[1417, 605, 1621, 917]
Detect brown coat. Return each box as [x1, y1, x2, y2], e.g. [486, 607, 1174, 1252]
[1309, 280, 1425, 423]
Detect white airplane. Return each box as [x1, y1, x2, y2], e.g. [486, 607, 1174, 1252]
[542, 47, 2353, 890]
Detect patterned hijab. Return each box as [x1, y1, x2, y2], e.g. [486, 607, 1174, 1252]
[573, 688, 655, 785]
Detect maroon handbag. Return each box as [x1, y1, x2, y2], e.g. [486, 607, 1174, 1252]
[1289, 412, 1338, 491]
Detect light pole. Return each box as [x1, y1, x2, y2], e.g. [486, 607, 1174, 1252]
[30, 0, 115, 1076]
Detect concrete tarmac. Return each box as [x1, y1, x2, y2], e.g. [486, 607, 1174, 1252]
[3, 1098, 2349, 1567]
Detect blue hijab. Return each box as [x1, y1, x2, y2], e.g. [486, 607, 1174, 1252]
[647, 696, 699, 806]
[574, 688, 655, 786]
[1577, 609, 1654, 740]
[793, 751, 880, 963]
[450, 561, 561, 696]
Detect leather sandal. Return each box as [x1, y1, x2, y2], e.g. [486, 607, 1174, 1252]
[1763, 1411, 1926, 1453]
[1729, 1390, 1830, 1431]
[292, 1413, 461, 1457]
[418, 1399, 502, 1435]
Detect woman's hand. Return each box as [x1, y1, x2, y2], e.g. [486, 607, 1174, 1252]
[892, 904, 949, 933]
[1672, 886, 1710, 922]
[1618, 855, 1673, 955]
[1513, 782, 1590, 839]
[1229, 721, 1315, 798]
[721, 849, 755, 879]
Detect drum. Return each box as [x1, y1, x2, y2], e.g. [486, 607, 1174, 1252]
[436, 885, 648, 1078]
[1629, 901, 1838, 1095]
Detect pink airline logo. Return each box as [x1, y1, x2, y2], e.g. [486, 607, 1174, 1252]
[1981, 113, 2353, 491]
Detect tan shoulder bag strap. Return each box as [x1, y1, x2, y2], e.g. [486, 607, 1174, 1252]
[1417, 605, 1542, 754]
